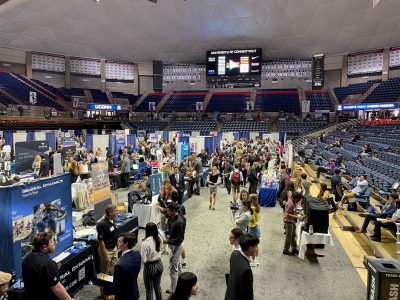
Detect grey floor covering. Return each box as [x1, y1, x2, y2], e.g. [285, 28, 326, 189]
[75, 186, 367, 300]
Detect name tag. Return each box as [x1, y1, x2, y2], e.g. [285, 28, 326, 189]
[110, 226, 115, 232]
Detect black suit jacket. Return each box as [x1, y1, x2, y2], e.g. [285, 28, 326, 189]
[225, 250, 253, 300]
[113, 250, 141, 300]
[169, 173, 185, 192]
[39, 159, 50, 177]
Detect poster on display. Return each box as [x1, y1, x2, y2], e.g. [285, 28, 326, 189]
[0, 145, 11, 185]
[137, 130, 146, 138]
[15, 141, 49, 174]
[91, 162, 111, 203]
[115, 130, 126, 154]
[149, 173, 162, 196]
[61, 145, 76, 163]
[61, 137, 75, 147]
[149, 134, 157, 142]
[9, 174, 73, 278]
[180, 143, 189, 161]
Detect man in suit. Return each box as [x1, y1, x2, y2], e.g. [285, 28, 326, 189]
[113, 232, 141, 300]
[225, 233, 259, 300]
[39, 154, 50, 177]
[170, 166, 185, 204]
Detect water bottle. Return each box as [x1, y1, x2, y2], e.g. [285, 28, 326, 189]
[309, 225, 314, 235]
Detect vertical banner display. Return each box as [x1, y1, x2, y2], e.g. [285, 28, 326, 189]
[29, 91, 37, 104]
[15, 141, 49, 174]
[0, 145, 12, 185]
[9, 174, 73, 278]
[115, 130, 126, 154]
[61, 146, 76, 163]
[149, 173, 162, 196]
[312, 54, 325, 89]
[91, 162, 111, 203]
[180, 144, 189, 161]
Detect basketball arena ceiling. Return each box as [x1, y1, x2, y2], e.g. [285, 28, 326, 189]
[0, 0, 400, 63]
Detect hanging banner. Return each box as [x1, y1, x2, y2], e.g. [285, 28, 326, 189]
[115, 130, 126, 154]
[7, 174, 73, 278]
[0, 145, 12, 185]
[149, 173, 163, 196]
[15, 141, 49, 174]
[91, 162, 111, 203]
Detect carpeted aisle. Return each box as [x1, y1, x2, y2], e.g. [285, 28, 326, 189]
[76, 186, 367, 299]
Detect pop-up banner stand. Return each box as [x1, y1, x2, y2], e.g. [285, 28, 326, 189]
[0, 173, 73, 278]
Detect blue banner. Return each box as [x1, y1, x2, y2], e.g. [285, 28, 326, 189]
[88, 103, 121, 110]
[180, 144, 189, 161]
[5, 174, 73, 278]
[149, 173, 162, 196]
[337, 102, 397, 111]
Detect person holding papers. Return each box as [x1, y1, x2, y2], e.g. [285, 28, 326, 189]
[371, 196, 400, 242]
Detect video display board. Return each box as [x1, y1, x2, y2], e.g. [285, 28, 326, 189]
[206, 48, 262, 88]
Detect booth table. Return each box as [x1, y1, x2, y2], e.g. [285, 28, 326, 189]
[258, 183, 277, 207]
[298, 230, 334, 260]
[71, 182, 91, 210]
[131, 196, 161, 228]
[109, 172, 123, 190]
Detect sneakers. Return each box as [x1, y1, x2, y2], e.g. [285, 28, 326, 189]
[182, 262, 187, 269]
[209, 205, 211, 210]
[371, 237, 381, 242]
[250, 262, 258, 267]
[212, 207, 215, 211]
[291, 249, 299, 255]
[283, 250, 295, 256]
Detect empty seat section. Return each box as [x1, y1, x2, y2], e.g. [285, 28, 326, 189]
[0, 72, 64, 110]
[112, 92, 141, 105]
[363, 77, 400, 103]
[255, 89, 300, 113]
[135, 93, 165, 112]
[205, 92, 249, 113]
[161, 91, 208, 112]
[304, 90, 333, 111]
[221, 121, 270, 132]
[130, 121, 167, 131]
[89, 89, 109, 103]
[334, 80, 378, 102]
[277, 121, 327, 135]
[169, 121, 217, 131]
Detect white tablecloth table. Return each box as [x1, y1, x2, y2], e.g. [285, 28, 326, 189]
[298, 230, 334, 260]
[132, 196, 161, 228]
[72, 182, 91, 210]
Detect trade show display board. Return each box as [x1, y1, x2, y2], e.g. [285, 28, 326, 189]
[15, 140, 48, 173]
[149, 173, 162, 196]
[0, 174, 73, 278]
[91, 162, 111, 203]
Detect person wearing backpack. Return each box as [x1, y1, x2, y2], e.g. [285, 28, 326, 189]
[229, 164, 243, 204]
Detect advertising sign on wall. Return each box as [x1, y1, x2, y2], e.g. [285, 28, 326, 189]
[91, 162, 111, 203]
[15, 141, 49, 174]
[149, 173, 162, 196]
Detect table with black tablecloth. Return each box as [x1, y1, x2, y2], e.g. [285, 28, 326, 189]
[109, 172, 123, 190]
[258, 183, 277, 207]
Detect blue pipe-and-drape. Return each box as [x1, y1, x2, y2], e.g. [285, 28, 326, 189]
[279, 132, 286, 144]
[162, 131, 169, 141]
[127, 134, 136, 149]
[0, 188, 13, 273]
[3, 132, 13, 148]
[45, 132, 56, 150]
[180, 136, 189, 143]
[109, 134, 116, 155]
[86, 134, 93, 151]
[26, 132, 35, 142]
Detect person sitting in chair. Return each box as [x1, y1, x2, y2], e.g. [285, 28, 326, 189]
[370, 197, 400, 242]
[338, 174, 368, 209]
[316, 158, 335, 179]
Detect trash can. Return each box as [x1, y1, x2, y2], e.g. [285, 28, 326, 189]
[366, 258, 400, 300]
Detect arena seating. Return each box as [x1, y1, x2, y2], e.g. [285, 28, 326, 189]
[161, 91, 208, 112]
[0, 90, 18, 106]
[277, 120, 327, 134]
[333, 81, 378, 102]
[205, 92, 249, 113]
[304, 90, 333, 111]
[169, 120, 217, 131]
[363, 77, 400, 103]
[32, 79, 68, 102]
[89, 89, 109, 103]
[0, 72, 64, 110]
[221, 120, 269, 133]
[255, 89, 300, 113]
[112, 92, 141, 105]
[58, 88, 86, 101]
[135, 93, 165, 112]
[129, 121, 167, 131]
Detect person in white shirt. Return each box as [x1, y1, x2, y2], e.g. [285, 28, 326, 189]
[141, 222, 164, 300]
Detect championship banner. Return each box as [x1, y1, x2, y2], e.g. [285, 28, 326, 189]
[15, 140, 49, 173]
[91, 162, 111, 203]
[8, 174, 73, 278]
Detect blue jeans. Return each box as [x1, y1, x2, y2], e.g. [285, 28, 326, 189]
[248, 224, 260, 238]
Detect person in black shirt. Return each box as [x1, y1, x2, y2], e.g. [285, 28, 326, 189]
[97, 204, 119, 275]
[207, 165, 220, 210]
[164, 203, 186, 295]
[22, 231, 72, 300]
[330, 169, 343, 203]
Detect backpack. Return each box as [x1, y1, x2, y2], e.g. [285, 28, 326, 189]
[232, 171, 240, 186]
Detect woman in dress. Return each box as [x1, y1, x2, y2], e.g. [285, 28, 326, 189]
[141, 222, 163, 300]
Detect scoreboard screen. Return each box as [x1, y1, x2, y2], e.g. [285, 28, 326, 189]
[206, 48, 262, 88]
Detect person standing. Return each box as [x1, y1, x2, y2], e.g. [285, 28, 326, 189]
[230, 164, 243, 204]
[164, 203, 186, 295]
[97, 204, 119, 275]
[141, 222, 164, 300]
[170, 166, 185, 205]
[39, 154, 50, 178]
[283, 192, 304, 256]
[223, 160, 233, 195]
[207, 165, 220, 210]
[192, 155, 203, 196]
[120, 153, 131, 188]
[114, 233, 141, 300]
[248, 194, 260, 266]
[228, 228, 244, 251]
[168, 272, 199, 300]
[247, 163, 258, 194]
[225, 233, 259, 300]
[22, 232, 73, 300]
[234, 200, 253, 232]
